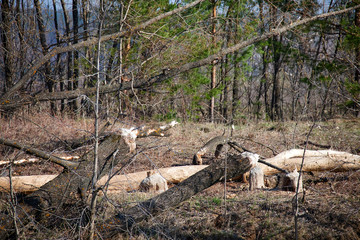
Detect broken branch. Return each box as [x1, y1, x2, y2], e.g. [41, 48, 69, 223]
[0, 137, 78, 169]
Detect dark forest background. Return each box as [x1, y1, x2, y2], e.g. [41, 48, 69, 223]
[1, 0, 360, 123]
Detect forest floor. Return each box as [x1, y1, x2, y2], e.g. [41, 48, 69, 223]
[0, 112, 360, 239]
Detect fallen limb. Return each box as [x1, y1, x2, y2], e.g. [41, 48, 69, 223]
[102, 153, 255, 236]
[0, 156, 79, 166]
[0, 137, 79, 169]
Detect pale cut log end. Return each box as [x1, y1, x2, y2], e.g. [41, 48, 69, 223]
[241, 152, 259, 168]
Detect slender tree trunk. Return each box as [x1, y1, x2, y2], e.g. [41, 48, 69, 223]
[52, 0, 63, 111]
[256, 0, 266, 119]
[89, 1, 104, 238]
[60, 0, 73, 112]
[209, 0, 217, 123]
[356, 7, 360, 84]
[355, 6, 360, 116]
[232, 50, 240, 121]
[34, 0, 56, 115]
[306, 35, 322, 118]
[270, 6, 282, 121]
[231, 5, 242, 122]
[15, 0, 25, 78]
[222, 14, 231, 122]
[72, 0, 81, 113]
[1, 0, 13, 94]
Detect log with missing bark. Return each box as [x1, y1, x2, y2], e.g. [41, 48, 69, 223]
[0, 121, 179, 239]
[260, 149, 360, 175]
[1, 149, 359, 193]
[101, 153, 255, 236]
[0, 165, 208, 193]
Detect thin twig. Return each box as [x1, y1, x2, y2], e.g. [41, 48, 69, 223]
[294, 122, 316, 240]
[9, 158, 19, 237]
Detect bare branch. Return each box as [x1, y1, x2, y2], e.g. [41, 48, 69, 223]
[0, 137, 79, 169]
[0, 0, 205, 103]
[1, 4, 359, 110]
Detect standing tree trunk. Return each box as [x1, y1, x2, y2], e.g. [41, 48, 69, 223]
[209, 0, 217, 123]
[1, 0, 13, 94]
[355, 5, 360, 116]
[72, 0, 81, 113]
[60, 0, 73, 112]
[356, 6, 360, 84]
[34, 0, 56, 115]
[221, 8, 231, 122]
[270, 5, 283, 121]
[52, 0, 63, 111]
[255, 0, 267, 119]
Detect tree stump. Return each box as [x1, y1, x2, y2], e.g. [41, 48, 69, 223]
[278, 168, 303, 192]
[139, 171, 168, 193]
[249, 166, 265, 190]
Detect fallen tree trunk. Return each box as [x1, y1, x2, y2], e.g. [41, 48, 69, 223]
[98, 165, 208, 192]
[1, 149, 359, 193]
[101, 153, 255, 237]
[0, 165, 208, 193]
[0, 122, 178, 239]
[260, 149, 360, 175]
[0, 156, 79, 166]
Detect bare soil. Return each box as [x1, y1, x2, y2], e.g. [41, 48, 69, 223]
[0, 113, 360, 239]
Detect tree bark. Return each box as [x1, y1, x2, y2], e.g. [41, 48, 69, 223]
[33, 0, 56, 114]
[0, 0, 13, 94]
[209, 0, 217, 123]
[101, 153, 254, 237]
[355, 6, 360, 84]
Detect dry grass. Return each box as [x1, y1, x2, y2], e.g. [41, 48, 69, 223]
[0, 112, 360, 239]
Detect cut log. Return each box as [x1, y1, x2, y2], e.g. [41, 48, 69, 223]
[0, 175, 57, 193]
[102, 153, 255, 237]
[0, 165, 208, 193]
[1, 149, 359, 193]
[260, 149, 360, 175]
